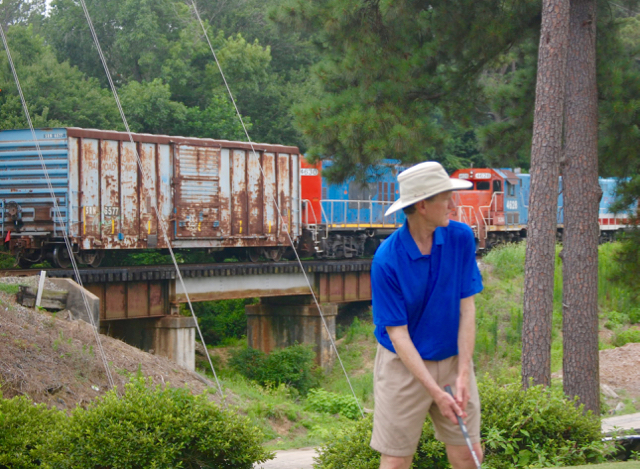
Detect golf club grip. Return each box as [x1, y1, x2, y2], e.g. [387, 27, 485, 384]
[444, 385, 482, 468]
[444, 385, 466, 428]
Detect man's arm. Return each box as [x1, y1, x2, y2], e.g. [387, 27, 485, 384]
[387, 325, 464, 425]
[455, 295, 476, 411]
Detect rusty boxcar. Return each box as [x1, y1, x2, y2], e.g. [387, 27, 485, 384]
[1, 128, 301, 267]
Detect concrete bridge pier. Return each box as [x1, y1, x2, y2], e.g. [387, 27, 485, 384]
[103, 316, 196, 371]
[246, 296, 338, 369]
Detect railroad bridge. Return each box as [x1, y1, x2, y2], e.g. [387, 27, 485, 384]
[45, 260, 373, 371]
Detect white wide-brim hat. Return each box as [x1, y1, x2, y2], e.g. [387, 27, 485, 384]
[384, 161, 472, 216]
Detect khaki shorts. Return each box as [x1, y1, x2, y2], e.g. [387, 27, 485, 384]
[370, 344, 481, 457]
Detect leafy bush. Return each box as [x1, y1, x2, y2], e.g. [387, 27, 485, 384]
[230, 344, 320, 395]
[306, 389, 361, 420]
[193, 299, 254, 345]
[604, 310, 631, 330]
[0, 393, 63, 469]
[314, 377, 612, 469]
[41, 376, 272, 469]
[314, 415, 449, 469]
[480, 379, 607, 468]
[613, 328, 640, 347]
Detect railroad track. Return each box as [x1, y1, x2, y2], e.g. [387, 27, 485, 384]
[0, 258, 374, 283]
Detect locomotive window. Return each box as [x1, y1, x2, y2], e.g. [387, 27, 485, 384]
[476, 181, 490, 190]
[507, 183, 515, 196]
[493, 180, 502, 193]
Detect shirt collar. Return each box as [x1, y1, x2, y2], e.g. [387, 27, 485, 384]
[400, 221, 445, 260]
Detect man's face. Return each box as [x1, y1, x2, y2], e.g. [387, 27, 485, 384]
[423, 191, 455, 228]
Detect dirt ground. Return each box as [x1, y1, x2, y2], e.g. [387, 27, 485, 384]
[0, 280, 223, 411]
[600, 343, 640, 404]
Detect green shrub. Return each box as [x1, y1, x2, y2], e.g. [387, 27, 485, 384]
[42, 376, 272, 469]
[613, 328, 640, 347]
[306, 389, 361, 420]
[0, 393, 63, 469]
[229, 346, 266, 382]
[314, 377, 611, 469]
[604, 310, 631, 330]
[193, 299, 255, 345]
[230, 344, 320, 395]
[480, 379, 608, 468]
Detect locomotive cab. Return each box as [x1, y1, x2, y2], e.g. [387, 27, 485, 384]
[450, 168, 524, 249]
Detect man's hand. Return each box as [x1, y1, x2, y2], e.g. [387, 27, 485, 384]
[455, 372, 471, 411]
[434, 389, 466, 425]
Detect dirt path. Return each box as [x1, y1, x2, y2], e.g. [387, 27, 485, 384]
[254, 448, 317, 469]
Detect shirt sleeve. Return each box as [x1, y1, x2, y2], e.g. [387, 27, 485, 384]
[460, 229, 483, 299]
[371, 259, 408, 327]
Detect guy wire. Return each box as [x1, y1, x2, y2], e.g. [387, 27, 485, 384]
[0, 23, 116, 391]
[187, 0, 365, 418]
[76, 0, 224, 398]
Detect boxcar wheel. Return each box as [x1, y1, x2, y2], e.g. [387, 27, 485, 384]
[248, 248, 262, 263]
[265, 247, 285, 262]
[89, 251, 104, 268]
[53, 246, 72, 269]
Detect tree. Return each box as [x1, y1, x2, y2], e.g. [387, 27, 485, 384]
[521, 0, 569, 389]
[561, 0, 600, 414]
[0, 0, 45, 31]
[0, 24, 120, 130]
[274, 0, 540, 182]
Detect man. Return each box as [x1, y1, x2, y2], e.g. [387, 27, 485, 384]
[370, 161, 483, 469]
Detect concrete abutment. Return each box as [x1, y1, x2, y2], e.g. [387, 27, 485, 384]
[246, 295, 338, 369]
[102, 316, 196, 371]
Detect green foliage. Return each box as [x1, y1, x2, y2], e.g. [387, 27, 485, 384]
[229, 344, 320, 395]
[306, 388, 361, 420]
[0, 282, 20, 294]
[42, 376, 272, 469]
[480, 379, 609, 468]
[314, 378, 611, 469]
[0, 24, 120, 130]
[274, 0, 541, 181]
[0, 392, 63, 469]
[193, 299, 254, 346]
[613, 328, 640, 347]
[39, 0, 309, 147]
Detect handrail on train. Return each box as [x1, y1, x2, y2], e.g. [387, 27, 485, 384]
[320, 199, 403, 228]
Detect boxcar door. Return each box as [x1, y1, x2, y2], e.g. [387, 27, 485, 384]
[173, 144, 221, 238]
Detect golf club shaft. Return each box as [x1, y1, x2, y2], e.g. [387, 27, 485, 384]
[444, 385, 482, 469]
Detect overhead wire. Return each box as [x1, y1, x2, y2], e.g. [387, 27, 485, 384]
[75, 0, 224, 398]
[0, 23, 116, 391]
[185, 0, 365, 418]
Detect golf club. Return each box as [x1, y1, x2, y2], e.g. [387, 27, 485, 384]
[444, 385, 482, 468]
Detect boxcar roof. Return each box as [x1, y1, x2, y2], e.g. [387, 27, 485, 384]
[65, 127, 300, 154]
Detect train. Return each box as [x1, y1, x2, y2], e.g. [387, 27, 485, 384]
[0, 127, 633, 268]
[450, 168, 633, 249]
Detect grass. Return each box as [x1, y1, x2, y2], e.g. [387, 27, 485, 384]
[475, 241, 640, 377]
[567, 463, 640, 468]
[0, 282, 20, 295]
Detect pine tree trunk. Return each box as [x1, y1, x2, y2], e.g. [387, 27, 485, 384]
[562, 0, 600, 414]
[522, 0, 569, 388]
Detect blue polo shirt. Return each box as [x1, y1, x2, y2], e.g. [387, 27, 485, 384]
[372, 220, 483, 361]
